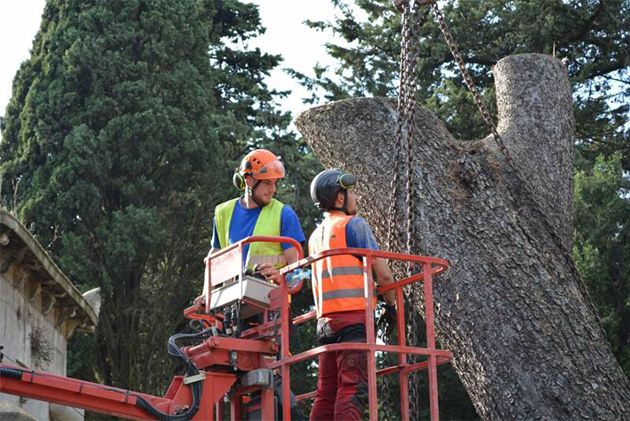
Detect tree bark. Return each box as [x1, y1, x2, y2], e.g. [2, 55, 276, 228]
[295, 54, 630, 420]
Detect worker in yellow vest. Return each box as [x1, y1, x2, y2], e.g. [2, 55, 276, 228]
[194, 148, 305, 307]
[208, 148, 305, 281]
[308, 168, 396, 421]
[197, 149, 305, 418]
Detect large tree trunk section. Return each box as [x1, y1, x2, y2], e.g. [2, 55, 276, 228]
[295, 54, 629, 420]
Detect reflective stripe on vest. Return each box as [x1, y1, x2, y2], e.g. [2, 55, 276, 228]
[214, 198, 286, 270]
[322, 288, 364, 300]
[321, 266, 365, 279]
[308, 211, 375, 317]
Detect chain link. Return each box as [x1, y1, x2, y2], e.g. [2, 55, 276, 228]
[404, 6, 419, 261]
[386, 3, 410, 252]
[385, 2, 431, 419]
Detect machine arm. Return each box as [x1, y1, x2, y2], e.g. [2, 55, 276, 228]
[0, 364, 236, 420]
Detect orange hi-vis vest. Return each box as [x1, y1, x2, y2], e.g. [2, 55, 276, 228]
[309, 211, 376, 318]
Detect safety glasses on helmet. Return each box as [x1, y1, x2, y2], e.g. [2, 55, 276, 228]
[337, 172, 357, 189]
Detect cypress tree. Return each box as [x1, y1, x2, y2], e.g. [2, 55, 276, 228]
[0, 0, 292, 395]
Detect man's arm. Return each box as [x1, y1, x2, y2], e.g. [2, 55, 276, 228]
[280, 205, 306, 258]
[346, 217, 397, 307]
[283, 246, 300, 264]
[373, 257, 396, 306]
[256, 246, 299, 281]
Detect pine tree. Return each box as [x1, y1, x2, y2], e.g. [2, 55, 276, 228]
[299, 0, 629, 145]
[573, 153, 630, 374]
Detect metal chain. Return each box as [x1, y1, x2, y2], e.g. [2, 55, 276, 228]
[386, 2, 431, 419]
[386, 3, 411, 253]
[387, 1, 428, 260]
[403, 7, 419, 262]
[430, 2, 582, 265]
[385, 2, 591, 419]
[429, 3, 515, 165]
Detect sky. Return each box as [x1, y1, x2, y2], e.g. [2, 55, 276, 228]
[0, 1, 46, 115]
[0, 1, 343, 120]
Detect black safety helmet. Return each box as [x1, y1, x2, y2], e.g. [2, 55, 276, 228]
[310, 168, 357, 213]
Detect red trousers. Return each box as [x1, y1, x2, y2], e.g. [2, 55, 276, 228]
[309, 348, 368, 421]
[310, 312, 368, 421]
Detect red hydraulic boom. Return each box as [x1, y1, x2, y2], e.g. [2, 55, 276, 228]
[0, 235, 451, 420]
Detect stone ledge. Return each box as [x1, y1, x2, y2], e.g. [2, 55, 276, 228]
[0, 210, 97, 334]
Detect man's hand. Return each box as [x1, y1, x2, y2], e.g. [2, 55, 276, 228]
[377, 303, 397, 336]
[255, 263, 281, 283]
[383, 303, 396, 326]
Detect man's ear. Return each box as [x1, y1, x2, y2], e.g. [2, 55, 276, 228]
[335, 191, 345, 207]
[245, 176, 256, 188]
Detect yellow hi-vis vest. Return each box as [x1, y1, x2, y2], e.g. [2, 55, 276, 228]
[309, 211, 375, 318]
[214, 198, 287, 270]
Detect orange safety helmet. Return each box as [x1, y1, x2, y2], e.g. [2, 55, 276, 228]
[233, 149, 285, 190]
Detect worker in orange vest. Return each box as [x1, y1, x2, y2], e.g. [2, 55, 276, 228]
[308, 168, 396, 421]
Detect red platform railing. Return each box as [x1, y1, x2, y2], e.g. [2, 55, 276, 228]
[272, 248, 452, 421]
[0, 236, 450, 420]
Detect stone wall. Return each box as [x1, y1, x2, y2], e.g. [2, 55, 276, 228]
[1, 268, 68, 420]
[0, 211, 97, 420]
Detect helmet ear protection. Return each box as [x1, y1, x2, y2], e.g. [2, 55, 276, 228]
[337, 172, 357, 190]
[232, 172, 246, 190]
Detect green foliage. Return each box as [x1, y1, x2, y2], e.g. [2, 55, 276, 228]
[3, 0, 625, 417]
[573, 153, 630, 374]
[0, 0, 304, 395]
[299, 0, 629, 141]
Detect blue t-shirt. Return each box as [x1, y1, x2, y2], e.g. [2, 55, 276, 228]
[346, 217, 379, 250]
[211, 199, 305, 263]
